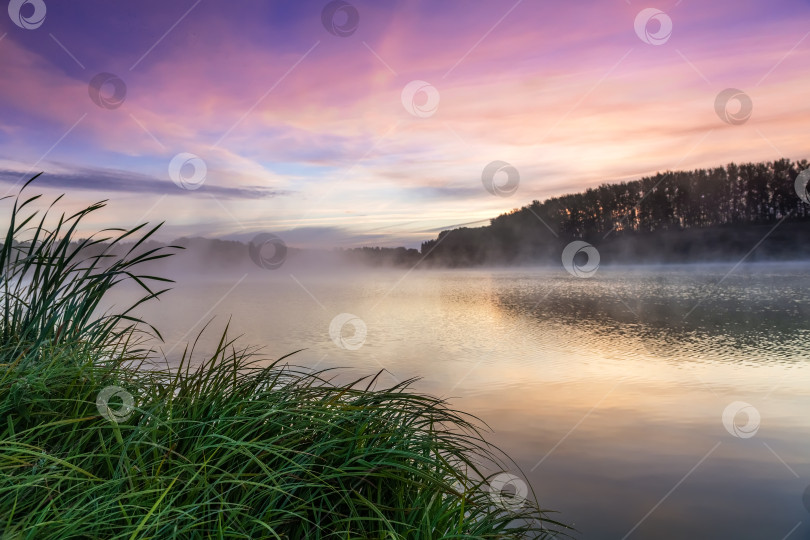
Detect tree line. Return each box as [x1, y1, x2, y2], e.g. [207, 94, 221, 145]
[420, 158, 810, 266]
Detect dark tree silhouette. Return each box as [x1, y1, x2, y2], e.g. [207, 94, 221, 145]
[421, 159, 810, 266]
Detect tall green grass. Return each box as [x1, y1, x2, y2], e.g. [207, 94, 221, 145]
[0, 178, 569, 538]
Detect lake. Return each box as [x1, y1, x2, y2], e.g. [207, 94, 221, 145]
[108, 263, 810, 539]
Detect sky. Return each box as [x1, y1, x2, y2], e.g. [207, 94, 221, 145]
[0, 0, 809, 248]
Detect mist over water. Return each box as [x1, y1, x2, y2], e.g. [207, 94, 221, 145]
[6, 0, 810, 534]
[103, 259, 810, 539]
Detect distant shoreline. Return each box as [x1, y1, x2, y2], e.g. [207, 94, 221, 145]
[76, 220, 810, 276]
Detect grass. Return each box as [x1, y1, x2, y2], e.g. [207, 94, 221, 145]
[0, 177, 569, 539]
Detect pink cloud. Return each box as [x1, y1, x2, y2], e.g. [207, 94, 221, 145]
[1, 0, 808, 245]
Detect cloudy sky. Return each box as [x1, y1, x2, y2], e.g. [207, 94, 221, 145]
[1, 0, 808, 247]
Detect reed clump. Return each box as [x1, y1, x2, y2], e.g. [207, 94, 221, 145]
[0, 177, 568, 538]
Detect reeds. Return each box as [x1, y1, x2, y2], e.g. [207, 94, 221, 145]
[0, 178, 569, 538]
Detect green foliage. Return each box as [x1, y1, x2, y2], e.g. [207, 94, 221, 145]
[0, 173, 175, 359]
[0, 178, 568, 538]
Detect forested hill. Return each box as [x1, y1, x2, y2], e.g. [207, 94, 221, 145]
[420, 158, 810, 266]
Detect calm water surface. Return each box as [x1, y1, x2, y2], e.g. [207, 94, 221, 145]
[111, 264, 810, 539]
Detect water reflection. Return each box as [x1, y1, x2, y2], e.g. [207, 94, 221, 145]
[105, 264, 810, 539]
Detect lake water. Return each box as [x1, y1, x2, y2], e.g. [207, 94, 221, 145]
[109, 263, 810, 539]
